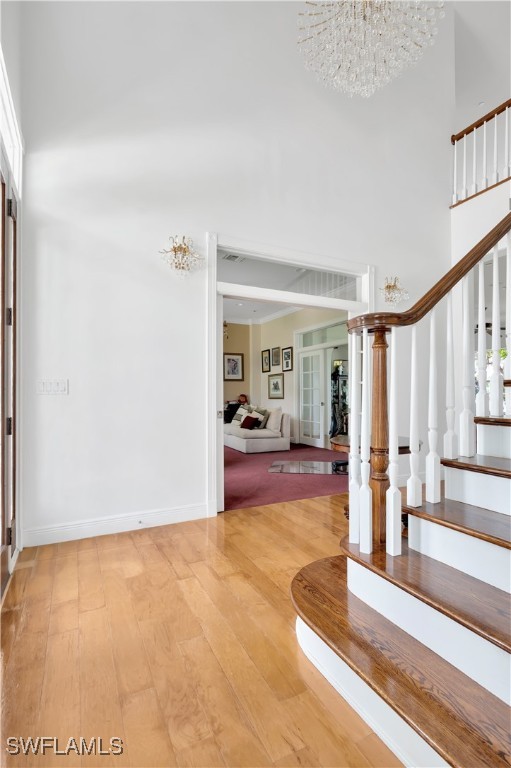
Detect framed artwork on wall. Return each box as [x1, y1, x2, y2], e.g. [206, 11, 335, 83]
[271, 347, 281, 367]
[282, 346, 293, 372]
[261, 349, 270, 373]
[223, 353, 244, 381]
[268, 373, 284, 399]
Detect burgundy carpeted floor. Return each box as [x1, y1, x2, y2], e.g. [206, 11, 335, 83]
[224, 443, 349, 511]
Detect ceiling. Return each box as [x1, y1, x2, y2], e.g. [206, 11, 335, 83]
[223, 296, 299, 324]
[218, 248, 358, 323]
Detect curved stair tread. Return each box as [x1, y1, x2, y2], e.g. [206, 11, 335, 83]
[341, 536, 511, 652]
[291, 555, 511, 768]
[441, 454, 511, 479]
[402, 498, 511, 548]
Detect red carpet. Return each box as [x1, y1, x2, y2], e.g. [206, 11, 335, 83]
[224, 443, 349, 511]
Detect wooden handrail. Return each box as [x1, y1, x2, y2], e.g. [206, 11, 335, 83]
[348, 211, 511, 334]
[451, 98, 511, 145]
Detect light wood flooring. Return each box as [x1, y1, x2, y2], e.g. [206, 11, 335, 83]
[1, 494, 402, 768]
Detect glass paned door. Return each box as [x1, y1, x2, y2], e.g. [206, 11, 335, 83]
[299, 351, 325, 447]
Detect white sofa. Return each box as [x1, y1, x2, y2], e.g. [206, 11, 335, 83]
[224, 409, 291, 453]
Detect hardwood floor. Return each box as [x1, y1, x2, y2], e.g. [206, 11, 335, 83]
[1, 494, 402, 768]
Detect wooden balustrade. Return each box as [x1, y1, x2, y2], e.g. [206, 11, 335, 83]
[450, 98, 511, 207]
[348, 212, 511, 553]
[450, 98, 511, 145]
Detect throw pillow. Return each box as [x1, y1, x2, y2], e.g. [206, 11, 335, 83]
[266, 408, 282, 433]
[240, 414, 259, 430]
[232, 405, 251, 424]
[250, 405, 268, 428]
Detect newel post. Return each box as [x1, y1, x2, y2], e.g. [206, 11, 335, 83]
[370, 329, 389, 548]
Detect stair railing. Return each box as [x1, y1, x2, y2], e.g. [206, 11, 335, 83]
[348, 212, 511, 555]
[451, 99, 511, 207]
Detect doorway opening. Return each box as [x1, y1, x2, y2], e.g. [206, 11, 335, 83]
[208, 235, 373, 514]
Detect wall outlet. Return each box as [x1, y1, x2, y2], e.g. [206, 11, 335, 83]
[37, 379, 69, 395]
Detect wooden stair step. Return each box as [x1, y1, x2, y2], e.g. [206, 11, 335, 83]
[291, 556, 511, 768]
[504, 379, 511, 387]
[402, 498, 511, 548]
[474, 416, 511, 426]
[341, 536, 511, 653]
[441, 453, 511, 479]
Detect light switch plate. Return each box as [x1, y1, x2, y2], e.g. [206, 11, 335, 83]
[37, 379, 69, 395]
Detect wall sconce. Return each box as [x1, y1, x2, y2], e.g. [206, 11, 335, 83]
[380, 276, 409, 307]
[223, 321, 229, 339]
[160, 235, 202, 277]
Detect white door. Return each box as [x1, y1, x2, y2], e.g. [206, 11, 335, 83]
[299, 351, 325, 447]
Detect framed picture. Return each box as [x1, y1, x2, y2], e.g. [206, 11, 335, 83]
[268, 373, 284, 399]
[271, 347, 281, 367]
[261, 348, 270, 373]
[282, 346, 293, 372]
[223, 353, 244, 381]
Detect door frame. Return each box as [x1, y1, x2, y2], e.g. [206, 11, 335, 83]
[206, 232, 374, 514]
[0, 150, 20, 595]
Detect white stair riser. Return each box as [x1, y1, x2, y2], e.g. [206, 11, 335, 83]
[476, 423, 511, 459]
[296, 617, 449, 768]
[444, 466, 511, 515]
[408, 515, 511, 592]
[347, 560, 511, 705]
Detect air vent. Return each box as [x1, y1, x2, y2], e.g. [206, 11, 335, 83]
[222, 253, 246, 263]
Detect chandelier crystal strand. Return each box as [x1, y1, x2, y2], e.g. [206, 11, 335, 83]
[160, 235, 202, 277]
[298, 1, 445, 98]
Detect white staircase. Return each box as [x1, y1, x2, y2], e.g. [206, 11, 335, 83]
[292, 211, 511, 766]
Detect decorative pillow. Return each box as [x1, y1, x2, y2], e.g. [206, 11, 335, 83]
[266, 408, 282, 433]
[232, 405, 251, 424]
[250, 406, 268, 428]
[240, 414, 259, 430]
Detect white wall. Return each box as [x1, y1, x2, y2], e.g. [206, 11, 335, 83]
[0, 0, 21, 122]
[17, 1, 462, 543]
[454, 1, 511, 132]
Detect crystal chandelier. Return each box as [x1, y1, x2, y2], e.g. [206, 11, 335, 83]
[298, 1, 445, 98]
[381, 276, 409, 306]
[160, 235, 202, 277]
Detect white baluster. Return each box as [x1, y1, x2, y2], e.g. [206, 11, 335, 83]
[489, 245, 504, 416]
[472, 128, 477, 196]
[426, 310, 440, 503]
[476, 261, 488, 417]
[407, 326, 421, 507]
[483, 121, 488, 189]
[505, 106, 510, 179]
[359, 328, 372, 554]
[349, 332, 361, 544]
[444, 293, 458, 459]
[462, 134, 468, 199]
[459, 275, 476, 456]
[452, 140, 458, 205]
[506, 232, 511, 397]
[493, 114, 499, 185]
[386, 328, 402, 555]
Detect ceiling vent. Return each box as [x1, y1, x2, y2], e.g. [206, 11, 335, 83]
[221, 253, 245, 263]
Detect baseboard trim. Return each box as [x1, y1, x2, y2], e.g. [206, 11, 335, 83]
[295, 617, 448, 768]
[22, 503, 209, 547]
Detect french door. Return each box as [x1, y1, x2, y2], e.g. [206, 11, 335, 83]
[0, 165, 17, 597]
[299, 350, 325, 448]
